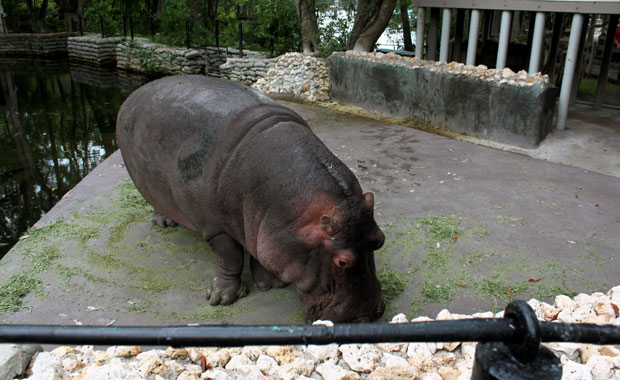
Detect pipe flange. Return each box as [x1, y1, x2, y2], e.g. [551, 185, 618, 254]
[504, 300, 541, 363]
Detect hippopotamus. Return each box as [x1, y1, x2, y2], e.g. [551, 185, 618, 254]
[116, 75, 385, 323]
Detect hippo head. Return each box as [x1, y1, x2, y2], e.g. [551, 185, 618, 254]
[294, 192, 386, 323]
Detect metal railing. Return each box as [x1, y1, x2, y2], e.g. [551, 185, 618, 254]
[1, 301, 619, 379]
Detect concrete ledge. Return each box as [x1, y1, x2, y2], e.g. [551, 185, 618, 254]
[328, 52, 559, 147]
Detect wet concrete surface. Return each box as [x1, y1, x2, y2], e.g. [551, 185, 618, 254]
[0, 100, 618, 326]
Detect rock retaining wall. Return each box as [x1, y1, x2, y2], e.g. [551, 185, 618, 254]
[206, 47, 266, 77]
[17, 287, 620, 380]
[253, 52, 331, 102]
[219, 57, 276, 85]
[329, 51, 559, 147]
[68, 35, 124, 67]
[0, 33, 72, 57]
[116, 39, 204, 75]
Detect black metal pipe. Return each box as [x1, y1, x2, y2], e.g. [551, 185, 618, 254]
[0, 319, 618, 347]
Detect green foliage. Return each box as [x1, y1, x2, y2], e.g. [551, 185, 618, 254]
[317, 1, 356, 57]
[84, 0, 122, 37]
[153, 0, 191, 46]
[250, 0, 300, 57]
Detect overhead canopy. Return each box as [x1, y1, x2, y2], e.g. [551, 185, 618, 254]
[413, 0, 620, 14]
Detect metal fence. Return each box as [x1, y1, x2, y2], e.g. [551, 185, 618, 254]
[2, 301, 619, 379]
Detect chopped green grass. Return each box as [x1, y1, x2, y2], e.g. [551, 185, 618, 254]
[0, 274, 42, 312]
[377, 267, 406, 304]
[417, 214, 462, 241]
[421, 280, 453, 303]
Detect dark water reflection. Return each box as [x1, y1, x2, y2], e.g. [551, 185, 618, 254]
[0, 61, 150, 258]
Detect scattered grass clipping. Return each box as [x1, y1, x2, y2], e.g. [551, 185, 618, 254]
[0, 274, 42, 312]
[377, 267, 406, 304]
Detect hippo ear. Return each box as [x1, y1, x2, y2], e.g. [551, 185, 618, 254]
[320, 215, 338, 236]
[363, 192, 375, 209]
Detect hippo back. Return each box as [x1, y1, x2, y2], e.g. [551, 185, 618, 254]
[116, 76, 276, 231]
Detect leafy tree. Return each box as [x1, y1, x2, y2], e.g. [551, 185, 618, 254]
[251, 0, 299, 57]
[349, 0, 397, 51]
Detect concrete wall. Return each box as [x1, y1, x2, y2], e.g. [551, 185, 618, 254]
[329, 52, 559, 147]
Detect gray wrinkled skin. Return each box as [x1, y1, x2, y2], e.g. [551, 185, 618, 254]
[116, 75, 385, 322]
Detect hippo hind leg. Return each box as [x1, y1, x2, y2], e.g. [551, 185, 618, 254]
[250, 256, 288, 291]
[206, 233, 248, 305]
[151, 210, 178, 228]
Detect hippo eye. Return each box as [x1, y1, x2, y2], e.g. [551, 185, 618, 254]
[338, 259, 347, 268]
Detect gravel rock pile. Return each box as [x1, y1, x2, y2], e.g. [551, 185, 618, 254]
[253, 53, 331, 102]
[23, 287, 620, 380]
[340, 50, 551, 87]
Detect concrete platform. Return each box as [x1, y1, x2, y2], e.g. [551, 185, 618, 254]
[0, 100, 618, 326]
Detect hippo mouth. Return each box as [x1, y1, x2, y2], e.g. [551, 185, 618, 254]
[307, 298, 386, 323]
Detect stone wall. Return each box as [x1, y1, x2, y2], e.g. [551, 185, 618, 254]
[0, 33, 71, 57]
[205, 47, 265, 77]
[253, 53, 331, 102]
[329, 51, 559, 147]
[68, 35, 124, 67]
[219, 57, 276, 85]
[116, 39, 204, 75]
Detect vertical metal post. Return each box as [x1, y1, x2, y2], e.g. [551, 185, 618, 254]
[496, 10, 512, 70]
[467, 10, 481, 66]
[428, 8, 440, 61]
[557, 13, 584, 130]
[239, 22, 244, 57]
[130, 15, 134, 40]
[545, 12, 563, 81]
[528, 12, 546, 73]
[454, 9, 465, 62]
[594, 14, 620, 109]
[186, 18, 190, 48]
[439, 8, 451, 62]
[416, 7, 426, 59]
[570, 14, 590, 105]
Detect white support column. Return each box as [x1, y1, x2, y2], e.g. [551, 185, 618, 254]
[557, 14, 584, 130]
[528, 11, 546, 73]
[496, 10, 512, 70]
[439, 8, 451, 62]
[466, 10, 481, 66]
[416, 7, 426, 59]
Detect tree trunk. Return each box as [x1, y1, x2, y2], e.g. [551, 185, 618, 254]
[295, 0, 320, 54]
[189, 0, 199, 26]
[0, 0, 7, 33]
[399, 0, 413, 51]
[350, 0, 397, 51]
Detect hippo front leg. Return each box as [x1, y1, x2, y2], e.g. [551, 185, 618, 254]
[206, 233, 248, 305]
[151, 210, 178, 228]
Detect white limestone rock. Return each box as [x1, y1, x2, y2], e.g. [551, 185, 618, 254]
[562, 361, 593, 380]
[316, 361, 362, 380]
[339, 344, 382, 372]
[585, 356, 614, 380]
[30, 352, 70, 380]
[306, 344, 340, 361]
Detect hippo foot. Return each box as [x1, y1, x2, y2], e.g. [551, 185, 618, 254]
[206, 276, 248, 306]
[151, 210, 178, 228]
[250, 257, 288, 291]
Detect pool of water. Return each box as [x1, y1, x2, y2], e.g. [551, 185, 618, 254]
[0, 61, 150, 258]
